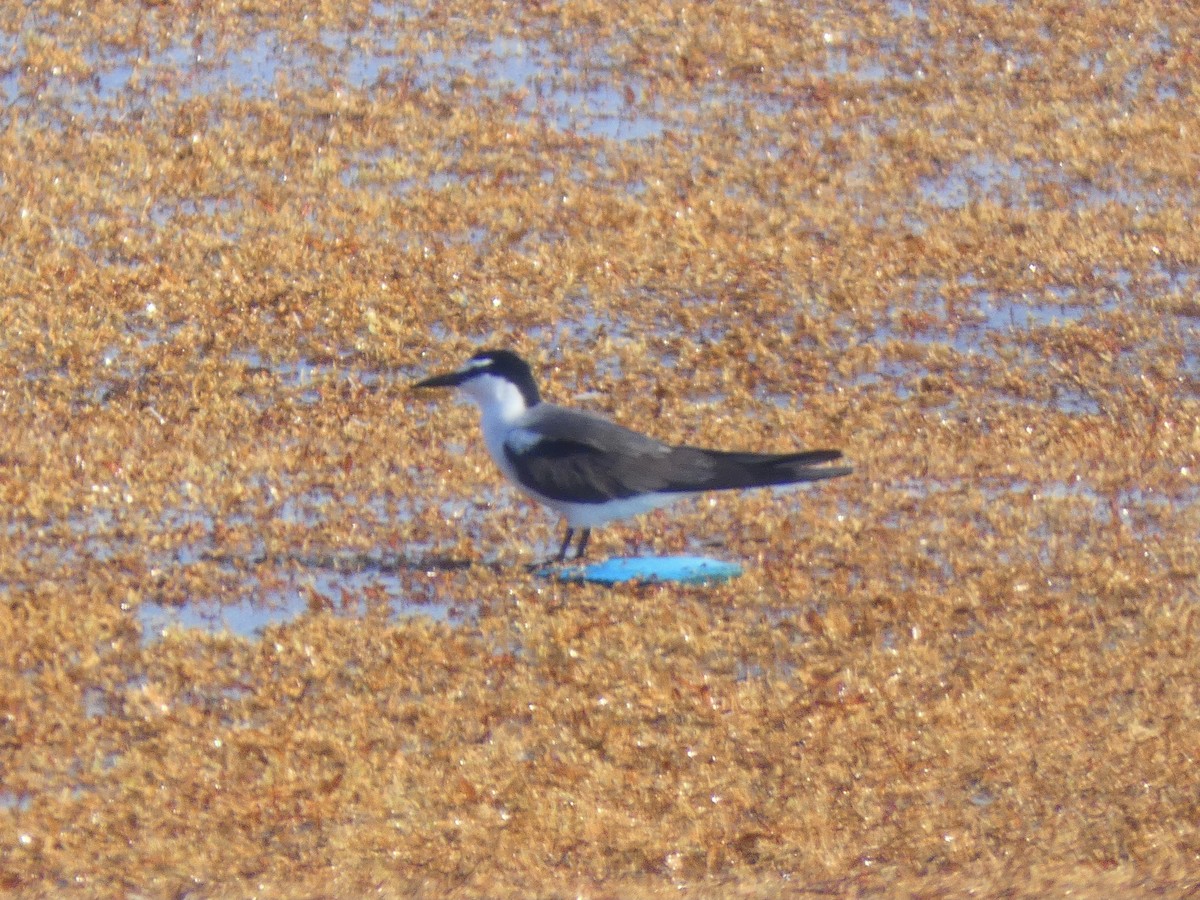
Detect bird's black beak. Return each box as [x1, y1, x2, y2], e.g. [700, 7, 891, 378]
[412, 367, 469, 390]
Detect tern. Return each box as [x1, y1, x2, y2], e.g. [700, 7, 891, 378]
[413, 349, 851, 561]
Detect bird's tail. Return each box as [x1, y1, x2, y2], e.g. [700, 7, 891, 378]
[664, 447, 852, 493]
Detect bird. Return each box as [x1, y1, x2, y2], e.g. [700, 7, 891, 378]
[413, 349, 851, 562]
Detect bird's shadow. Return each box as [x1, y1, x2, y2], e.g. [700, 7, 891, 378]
[309, 551, 567, 575]
[203, 549, 559, 575]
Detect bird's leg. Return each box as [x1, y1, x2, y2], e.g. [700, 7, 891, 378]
[574, 528, 591, 560]
[556, 527, 575, 563]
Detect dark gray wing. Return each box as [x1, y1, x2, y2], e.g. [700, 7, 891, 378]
[504, 404, 852, 502]
[503, 406, 712, 503]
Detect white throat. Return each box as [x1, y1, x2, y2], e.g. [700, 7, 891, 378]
[461, 373, 530, 422]
[460, 374, 533, 472]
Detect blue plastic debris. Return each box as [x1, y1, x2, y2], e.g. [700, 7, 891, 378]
[545, 555, 743, 585]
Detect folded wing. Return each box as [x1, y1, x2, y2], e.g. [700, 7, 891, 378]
[504, 405, 850, 504]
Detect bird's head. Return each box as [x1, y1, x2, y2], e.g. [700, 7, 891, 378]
[413, 349, 541, 416]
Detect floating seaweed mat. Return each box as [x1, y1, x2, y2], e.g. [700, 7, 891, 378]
[544, 556, 743, 585]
